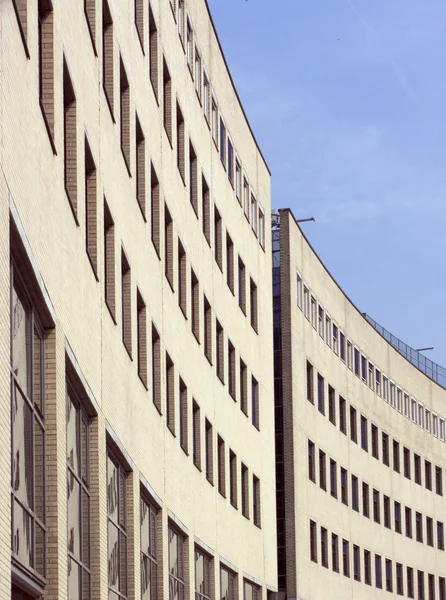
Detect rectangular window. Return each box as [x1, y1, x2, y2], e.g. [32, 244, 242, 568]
[195, 548, 211, 600]
[64, 59, 78, 216]
[441, 418, 445, 441]
[229, 451, 237, 508]
[362, 482, 370, 518]
[176, 101, 185, 183]
[241, 463, 249, 518]
[383, 376, 388, 401]
[332, 323, 339, 354]
[384, 495, 391, 529]
[228, 341, 236, 400]
[121, 249, 132, 356]
[168, 527, 185, 600]
[419, 403, 424, 428]
[211, 95, 218, 145]
[151, 163, 160, 257]
[103, 0, 114, 112]
[163, 59, 172, 143]
[317, 373, 325, 415]
[350, 406, 357, 443]
[119, 58, 131, 174]
[166, 353, 175, 435]
[141, 495, 158, 600]
[408, 567, 414, 599]
[136, 114, 146, 218]
[217, 436, 226, 497]
[347, 341, 353, 369]
[244, 580, 261, 600]
[382, 432, 389, 466]
[425, 460, 432, 491]
[252, 376, 259, 429]
[375, 555, 382, 589]
[178, 240, 187, 317]
[164, 204, 174, 289]
[373, 489, 380, 523]
[428, 574, 435, 600]
[330, 459, 337, 498]
[192, 401, 201, 470]
[328, 386, 336, 425]
[371, 424, 379, 459]
[342, 540, 350, 577]
[107, 450, 128, 599]
[202, 176, 211, 246]
[235, 158, 242, 203]
[332, 535, 339, 572]
[427, 517, 434, 547]
[406, 507, 412, 538]
[227, 138, 234, 185]
[179, 379, 188, 453]
[220, 567, 236, 600]
[368, 362, 374, 390]
[321, 527, 328, 568]
[396, 563, 404, 596]
[393, 440, 400, 473]
[243, 177, 250, 219]
[404, 393, 410, 417]
[178, 2, 185, 43]
[361, 355, 367, 382]
[319, 450, 327, 491]
[226, 233, 234, 294]
[240, 359, 248, 415]
[238, 258, 246, 314]
[149, 5, 158, 97]
[339, 331, 346, 361]
[341, 467, 347, 504]
[306, 361, 314, 404]
[152, 325, 161, 412]
[204, 296, 212, 364]
[404, 447, 411, 479]
[258, 206, 265, 248]
[440, 578, 446, 600]
[250, 279, 258, 333]
[436, 466, 443, 496]
[194, 44, 201, 98]
[308, 440, 316, 483]
[104, 199, 116, 318]
[203, 70, 210, 122]
[303, 285, 310, 319]
[186, 17, 193, 71]
[205, 419, 213, 484]
[339, 396, 346, 434]
[418, 571, 425, 600]
[38, 0, 55, 145]
[426, 409, 431, 433]
[364, 550, 371, 585]
[416, 512, 423, 542]
[216, 320, 224, 383]
[352, 475, 359, 511]
[433, 414, 438, 437]
[353, 545, 360, 581]
[310, 520, 317, 562]
[395, 501, 401, 533]
[325, 315, 331, 346]
[390, 384, 396, 410]
[354, 347, 360, 375]
[253, 476, 261, 527]
[137, 291, 147, 388]
[438, 521, 444, 550]
[191, 270, 200, 342]
[412, 398, 417, 423]
[397, 387, 403, 412]
[375, 369, 381, 396]
[219, 117, 226, 166]
[361, 415, 368, 451]
[318, 305, 324, 337]
[386, 559, 393, 592]
[250, 193, 258, 235]
[415, 454, 422, 485]
[67, 386, 90, 597]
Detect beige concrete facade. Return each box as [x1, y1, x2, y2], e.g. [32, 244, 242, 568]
[275, 208, 446, 600]
[0, 0, 276, 599]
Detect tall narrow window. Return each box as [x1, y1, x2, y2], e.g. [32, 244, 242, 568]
[425, 460, 432, 491]
[202, 176, 211, 246]
[107, 450, 128, 599]
[438, 521, 444, 550]
[352, 475, 359, 511]
[186, 17, 193, 70]
[176, 102, 185, 183]
[64, 59, 78, 216]
[371, 424, 379, 459]
[179, 379, 188, 453]
[353, 545, 360, 581]
[317, 373, 325, 415]
[168, 527, 185, 600]
[238, 258, 246, 314]
[375, 555, 382, 589]
[189, 142, 198, 216]
[241, 464, 249, 518]
[342, 540, 350, 577]
[350, 406, 357, 443]
[163, 59, 172, 144]
[339, 396, 346, 433]
[250, 279, 258, 332]
[104, 199, 116, 318]
[235, 159, 242, 202]
[382, 432, 389, 466]
[373, 489, 380, 523]
[178, 240, 187, 317]
[258, 207, 265, 248]
[364, 550, 371, 585]
[418, 571, 425, 600]
[406, 507, 412, 538]
[250, 193, 257, 235]
[253, 476, 261, 527]
[306, 361, 314, 404]
[216, 320, 224, 383]
[244, 580, 260, 600]
[137, 291, 147, 388]
[361, 415, 368, 451]
[427, 517, 433, 546]
[310, 521, 317, 562]
[135, 0, 144, 49]
[330, 459, 337, 498]
[228, 341, 236, 400]
[205, 419, 213, 484]
[252, 376, 259, 429]
[227, 138, 234, 186]
[395, 501, 401, 533]
[121, 249, 132, 356]
[152, 325, 161, 412]
[328, 385, 336, 424]
[203, 70, 210, 123]
[85, 136, 98, 276]
[385, 559, 393, 592]
[415, 454, 422, 485]
[102, 0, 114, 113]
[393, 440, 400, 472]
[120, 57, 131, 174]
[362, 482, 370, 517]
[340, 466, 347, 503]
[226, 233, 234, 293]
[166, 353, 175, 435]
[243, 177, 249, 219]
[141, 495, 158, 600]
[214, 206, 223, 270]
[240, 359, 248, 415]
[177, 0, 184, 41]
[308, 440, 315, 482]
[192, 401, 201, 470]
[229, 451, 237, 508]
[321, 528, 328, 568]
[318, 305, 324, 337]
[38, 0, 55, 144]
[151, 163, 161, 257]
[416, 512, 423, 542]
[11, 273, 46, 579]
[204, 296, 212, 364]
[194, 45, 202, 98]
[325, 315, 331, 345]
[191, 270, 200, 342]
[149, 5, 158, 98]
[396, 563, 403, 596]
[220, 117, 226, 166]
[332, 535, 339, 572]
[436, 466, 443, 496]
[136, 114, 146, 217]
[428, 574, 435, 600]
[407, 568, 414, 599]
[319, 451, 327, 491]
[211, 95, 218, 145]
[218, 436, 226, 497]
[195, 548, 211, 600]
[384, 496, 391, 529]
[221, 567, 236, 600]
[404, 447, 411, 479]
[164, 204, 174, 289]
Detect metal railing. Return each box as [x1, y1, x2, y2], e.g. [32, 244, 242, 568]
[365, 314, 446, 389]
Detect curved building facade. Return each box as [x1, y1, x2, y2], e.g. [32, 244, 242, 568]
[274, 208, 446, 600]
[0, 0, 276, 598]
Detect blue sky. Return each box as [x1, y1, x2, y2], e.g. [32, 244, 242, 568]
[208, 0, 446, 366]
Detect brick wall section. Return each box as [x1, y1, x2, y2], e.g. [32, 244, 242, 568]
[103, 3, 114, 114]
[85, 144, 98, 277]
[40, 7, 55, 143]
[85, 0, 96, 45]
[13, 0, 27, 44]
[163, 61, 172, 144]
[135, 0, 144, 51]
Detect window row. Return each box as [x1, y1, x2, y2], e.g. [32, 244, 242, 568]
[308, 440, 445, 551]
[306, 361, 444, 496]
[169, 0, 266, 249]
[298, 272, 446, 444]
[309, 520, 446, 599]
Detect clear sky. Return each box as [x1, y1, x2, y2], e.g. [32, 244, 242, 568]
[208, 0, 446, 367]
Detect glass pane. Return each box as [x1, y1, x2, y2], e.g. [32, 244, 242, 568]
[150, 509, 157, 558]
[195, 552, 204, 593]
[34, 419, 45, 522]
[82, 568, 91, 600]
[169, 576, 178, 600]
[169, 529, 178, 575]
[12, 285, 29, 394]
[13, 500, 33, 569]
[67, 472, 81, 559]
[35, 521, 45, 577]
[68, 556, 81, 600]
[109, 591, 120, 600]
[141, 500, 150, 555]
[108, 521, 119, 591]
[67, 394, 79, 474]
[107, 456, 118, 522]
[119, 530, 127, 595]
[12, 388, 33, 508]
[221, 569, 229, 600]
[82, 488, 90, 567]
[141, 555, 152, 600]
[81, 416, 88, 485]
